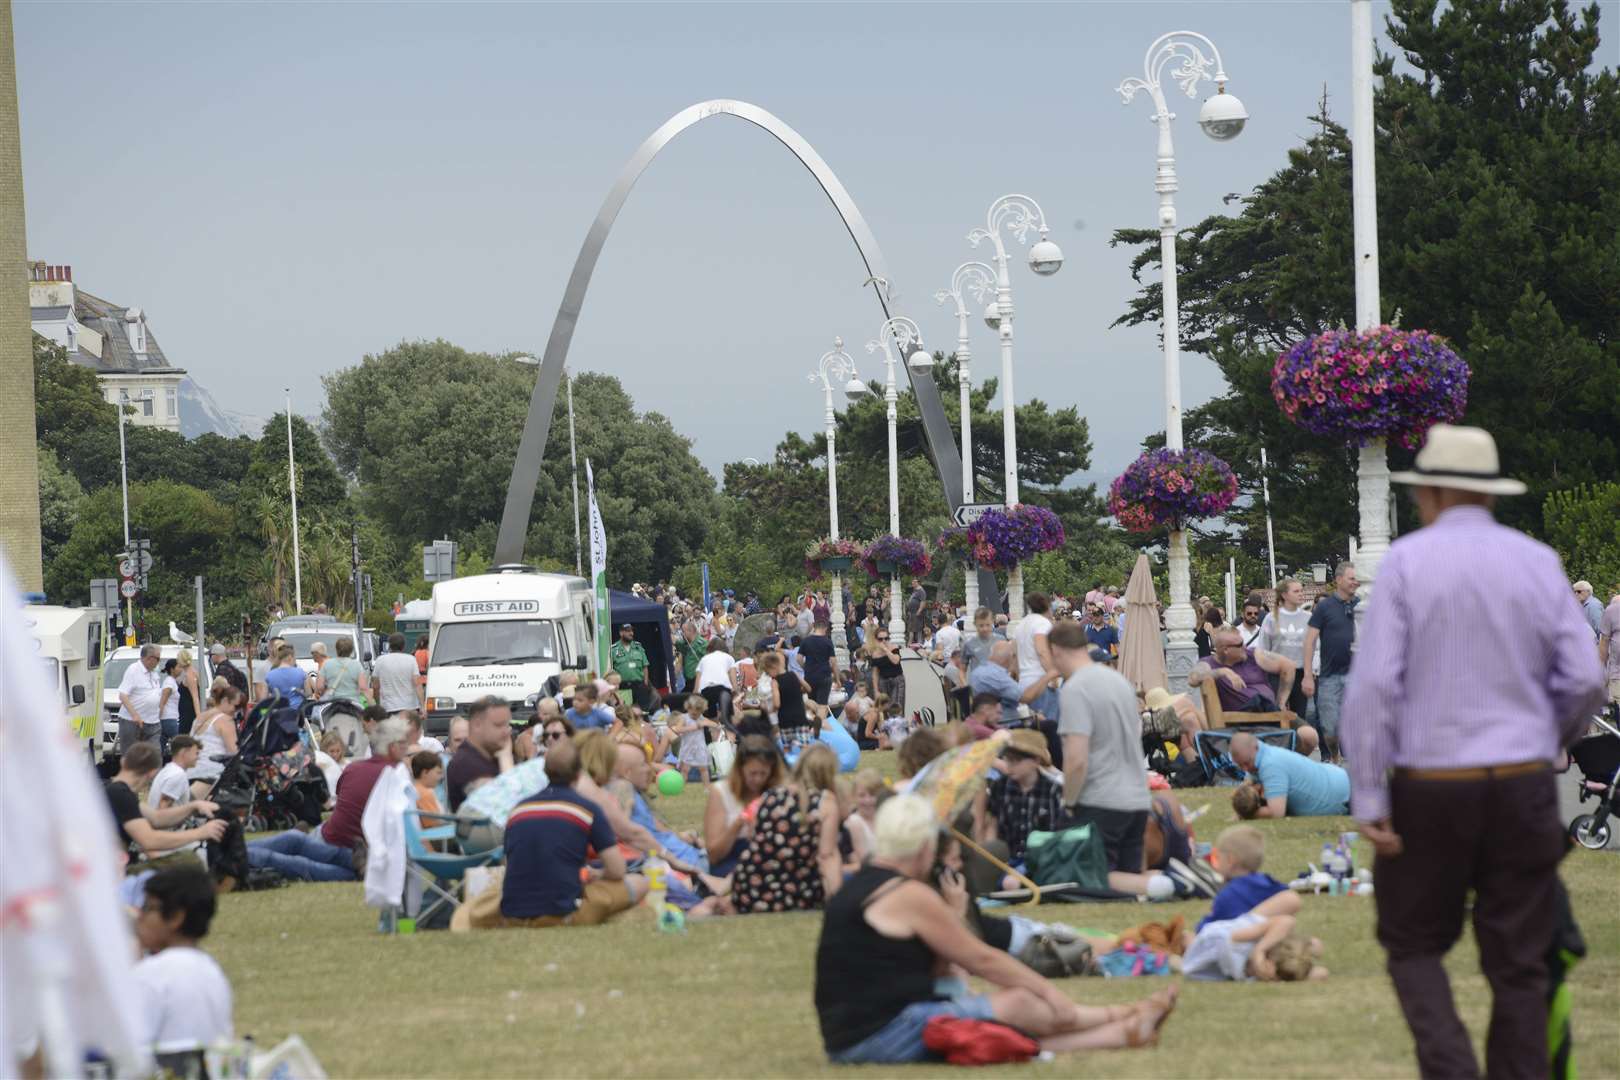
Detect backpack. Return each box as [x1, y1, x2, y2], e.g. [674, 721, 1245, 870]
[1024, 823, 1110, 892]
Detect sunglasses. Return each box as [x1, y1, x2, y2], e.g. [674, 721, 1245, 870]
[876, 636, 890, 642]
[543, 730, 568, 743]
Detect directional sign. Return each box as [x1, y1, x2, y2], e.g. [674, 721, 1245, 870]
[120, 579, 140, 599]
[119, 558, 137, 579]
[951, 502, 1004, 528]
[137, 549, 154, 573]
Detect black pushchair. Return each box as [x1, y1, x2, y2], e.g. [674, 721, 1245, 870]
[1565, 714, 1619, 850]
[208, 695, 329, 834]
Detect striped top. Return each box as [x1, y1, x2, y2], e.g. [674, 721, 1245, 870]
[501, 785, 616, 919]
[1342, 506, 1606, 821]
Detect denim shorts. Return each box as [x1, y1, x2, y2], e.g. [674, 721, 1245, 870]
[828, 995, 995, 1065]
[1314, 673, 1348, 739]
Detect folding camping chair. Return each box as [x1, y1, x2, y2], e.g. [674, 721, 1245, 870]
[400, 808, 503, 928]
[1191, 728, 1297, 786]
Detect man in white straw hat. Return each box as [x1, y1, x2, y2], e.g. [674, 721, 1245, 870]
[1341, 423, 1605, 1079]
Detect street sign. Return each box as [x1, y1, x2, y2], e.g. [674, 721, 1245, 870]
[951, 502, 1004, 528]
[136, 546, 154, 573]
[119, 579, 140, 599]
[119, 558, 136, 579]
[90, 578, 119, 610]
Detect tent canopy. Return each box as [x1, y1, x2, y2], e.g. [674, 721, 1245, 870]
[607, 589, 676, 692]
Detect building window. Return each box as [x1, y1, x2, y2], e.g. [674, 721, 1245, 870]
[166, 388, 178, 418]
[140, 388, 154, 417]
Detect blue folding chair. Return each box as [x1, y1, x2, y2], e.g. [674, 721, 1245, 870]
[400, 807, 503, 928]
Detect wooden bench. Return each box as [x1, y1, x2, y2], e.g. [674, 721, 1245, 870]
[1199, 679, 1296, 731]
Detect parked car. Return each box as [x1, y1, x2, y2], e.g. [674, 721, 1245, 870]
[101, 644, 214, 750]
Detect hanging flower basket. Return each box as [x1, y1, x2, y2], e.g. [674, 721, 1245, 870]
[860, 535, 931, 579]
[965, 505, 1066, 571]
[934, 526, 978, 567]
[1271, 326, 1470, 449]
[1108, 448, 1238, 534]
[803, 537, 864, 580]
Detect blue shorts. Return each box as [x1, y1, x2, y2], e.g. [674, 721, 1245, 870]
[828, 995, 995, 1065]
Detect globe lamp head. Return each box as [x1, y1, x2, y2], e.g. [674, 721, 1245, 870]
[842, 377, 869, 403]
[1199, 88, 1248, 141]
[905, 347, 935, 375]
[1027, 239, 1064, 276]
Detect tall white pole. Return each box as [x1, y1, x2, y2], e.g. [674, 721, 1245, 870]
[936, 262, 994, 617]
[567, 368, 583, 577]
[1350, 0, 1389, 624]
[1118, 31, 1237, 692]
[968, 196, 1061, 625]
[1260, 447, 1278, 589]
[285, 390, 302, 615]
[811, 338, 859, 669]
[884, 346, 904, 642]
[118, 390, 133, 635]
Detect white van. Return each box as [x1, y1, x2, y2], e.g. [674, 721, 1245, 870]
[22, 604, 107, 759]
[425, 566, 597, 734]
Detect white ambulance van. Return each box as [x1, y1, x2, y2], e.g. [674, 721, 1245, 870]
[22, 604, 106, 760]
[424, 566, 597, 735]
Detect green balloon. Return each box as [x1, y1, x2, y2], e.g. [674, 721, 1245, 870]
[657, 769, 686, 797]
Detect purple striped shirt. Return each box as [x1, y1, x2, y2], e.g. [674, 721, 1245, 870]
[1342, 505, 1605, 821]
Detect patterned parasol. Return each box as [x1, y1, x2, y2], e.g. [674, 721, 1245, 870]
[909, 730, 1010, 824]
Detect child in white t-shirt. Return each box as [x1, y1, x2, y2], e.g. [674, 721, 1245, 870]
[148, 737, 201, 811]
[132, 866, 234, 1054]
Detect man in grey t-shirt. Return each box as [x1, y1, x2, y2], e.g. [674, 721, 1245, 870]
[373, 631, 424, 713]
[1050, 621, 1198, 901]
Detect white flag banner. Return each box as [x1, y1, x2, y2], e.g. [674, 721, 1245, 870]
[586, 460, 607, 579]
[586, 460, 611, 672]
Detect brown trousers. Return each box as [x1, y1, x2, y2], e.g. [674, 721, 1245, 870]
[1375, 769, 1563, 1080]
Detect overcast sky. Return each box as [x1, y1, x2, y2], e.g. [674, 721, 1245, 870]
[20, 1, 1571, 490]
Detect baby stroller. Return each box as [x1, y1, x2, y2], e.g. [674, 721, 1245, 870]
[1565, 714, 1619, 850]
[208, 695, 330, 834]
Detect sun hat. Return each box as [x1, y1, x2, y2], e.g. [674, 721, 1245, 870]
[1389, 424, 1527, 496]
[1144, 687, 1177, 712]
[1004, 728, 1051, 766]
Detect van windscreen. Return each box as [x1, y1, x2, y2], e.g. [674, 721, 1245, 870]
[432, 620, 559, 667]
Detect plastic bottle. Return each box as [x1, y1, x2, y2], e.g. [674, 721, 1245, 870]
[645, 857, 668, 928]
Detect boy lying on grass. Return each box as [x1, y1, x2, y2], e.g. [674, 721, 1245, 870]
[1183, 825, 1328, 982]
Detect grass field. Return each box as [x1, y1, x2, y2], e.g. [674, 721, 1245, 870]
[211, 754, 1620, 1078]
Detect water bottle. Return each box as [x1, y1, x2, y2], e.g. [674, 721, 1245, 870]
[644, 857, 684, 933]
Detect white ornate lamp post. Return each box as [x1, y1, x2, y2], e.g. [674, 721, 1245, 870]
[808, 337, 870, 667]
[935, 261, 997, 617]
[1349, 0, 1388, 622]
[1118, 30, 1247, 691]
[967, 196, 1063, 623]
[867, 316, 932, 643]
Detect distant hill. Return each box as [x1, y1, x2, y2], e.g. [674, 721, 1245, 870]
[178, 378, 262, 439]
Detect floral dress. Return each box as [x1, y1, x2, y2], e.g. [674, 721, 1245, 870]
[730, 787, 827, 913]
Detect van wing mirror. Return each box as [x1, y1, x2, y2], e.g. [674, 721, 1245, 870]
[71, 685, 86, 705]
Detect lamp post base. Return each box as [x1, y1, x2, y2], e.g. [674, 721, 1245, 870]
[1165, 527, 1198, 694]
[1353, 437, 1391, 637]
[1006, 565, 1025, 623]
[963, 564, 979, 623]
[830, 572, 848, 670]
[888, 573, 905, 644]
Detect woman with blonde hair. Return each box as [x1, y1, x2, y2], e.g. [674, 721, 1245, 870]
[611, 703, 671, 764]
[572, 730, 659, 855]
[729, 744, 843, 912]
[174, 650, 202, 735]
[187, 682, 243, 798]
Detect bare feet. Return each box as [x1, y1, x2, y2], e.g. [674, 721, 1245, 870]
[698, 872, 731, 896]
[1125, 984, 1178, 1048]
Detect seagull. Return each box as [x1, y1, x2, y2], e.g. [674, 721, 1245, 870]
[168, 622, 196, 645]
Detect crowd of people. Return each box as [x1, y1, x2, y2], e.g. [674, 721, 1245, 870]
[92, 423, 1619, 1072]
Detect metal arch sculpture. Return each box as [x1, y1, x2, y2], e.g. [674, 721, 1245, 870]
[495, 99, 978, 586]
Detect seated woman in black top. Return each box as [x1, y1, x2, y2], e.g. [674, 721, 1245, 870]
[813, 794, 1175, 1065]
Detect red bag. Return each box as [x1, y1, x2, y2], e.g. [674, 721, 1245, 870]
[922, 1016, 1039, 1065]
